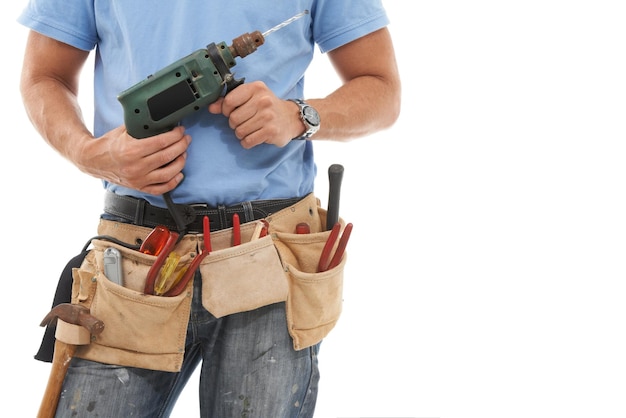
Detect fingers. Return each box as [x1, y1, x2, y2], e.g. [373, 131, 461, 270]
[132, 127, 190, 172]
[114, 126, 191, 194]
[207, 97, 224, 115]
[211, 82, 294, 148]
[132, 153, 187, 196]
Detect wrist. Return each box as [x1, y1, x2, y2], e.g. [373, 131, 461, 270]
[288, 99, 320, 140]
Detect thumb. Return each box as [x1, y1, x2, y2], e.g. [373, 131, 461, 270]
[208, 97, 225, 114]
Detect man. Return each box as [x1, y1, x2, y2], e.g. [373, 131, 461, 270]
[19, 1, 400, 416]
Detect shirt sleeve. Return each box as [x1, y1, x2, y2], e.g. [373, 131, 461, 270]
[312, 1, 390, 53]
[17, 0, 98, 51]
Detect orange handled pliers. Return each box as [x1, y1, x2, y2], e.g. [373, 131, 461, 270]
[144, 229, 180, 294]
[163, 215, 211, 297]
[143, 216, 211, 296]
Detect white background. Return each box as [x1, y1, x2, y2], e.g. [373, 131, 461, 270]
[2, 1, 626, 417]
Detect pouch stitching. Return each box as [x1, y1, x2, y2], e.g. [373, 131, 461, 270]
[200, 236, 274, 264]
[273, 233, 329, 245]
[284, 256, 347, 280]
[287, 317, 340, 331]
[266, 193, 316, 224]
[93, 239, 195, 267]
[97, 275, 188, 306]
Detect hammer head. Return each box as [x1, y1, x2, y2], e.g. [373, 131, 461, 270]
[40, 303, 105, 336]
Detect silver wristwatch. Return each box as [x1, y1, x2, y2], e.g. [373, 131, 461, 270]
[289, 99, 321, 140]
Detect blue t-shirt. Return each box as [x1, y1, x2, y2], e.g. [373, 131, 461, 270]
[18, 1, 389, 207]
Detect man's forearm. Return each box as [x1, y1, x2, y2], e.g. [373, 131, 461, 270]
[21, 77, 96, 174]
[309, 74, 401, 141]
[20, 30, 95, 173]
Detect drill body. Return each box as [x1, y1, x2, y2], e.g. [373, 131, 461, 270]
[118, 32, 264, 139]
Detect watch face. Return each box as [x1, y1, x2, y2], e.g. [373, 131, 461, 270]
[303, 106, 320, 126]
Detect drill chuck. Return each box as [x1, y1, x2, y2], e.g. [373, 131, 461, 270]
[230, 31, 265, 58]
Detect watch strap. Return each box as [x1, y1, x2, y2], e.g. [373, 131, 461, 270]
[289, 99, 320, 140]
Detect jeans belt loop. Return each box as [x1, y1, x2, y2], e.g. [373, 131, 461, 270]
[242, 201, 254, 222]
[134, 198, 145, 225]
[217, 205, 228, 230]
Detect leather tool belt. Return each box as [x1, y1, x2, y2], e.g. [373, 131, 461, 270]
[69, 192, 348, 372]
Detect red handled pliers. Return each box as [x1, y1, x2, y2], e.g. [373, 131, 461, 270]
[317, 222, 353, 272]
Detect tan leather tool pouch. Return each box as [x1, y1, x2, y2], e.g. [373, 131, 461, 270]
[194, 193, 321, 318]
[196, 193, 347, 351]
[270, 203, 347, 351]
[198, 227, 287, 318]
[71, 236, 194, 372]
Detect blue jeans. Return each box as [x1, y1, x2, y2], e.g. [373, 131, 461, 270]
[55, 276, 320, 417]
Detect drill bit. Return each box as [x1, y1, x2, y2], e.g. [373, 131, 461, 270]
[230, 10, 309, 58]
[262, 10, 309, 37]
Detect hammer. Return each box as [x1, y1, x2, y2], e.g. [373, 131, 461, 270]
[37, 303, 104, 418]
[326, 164, 344, 231]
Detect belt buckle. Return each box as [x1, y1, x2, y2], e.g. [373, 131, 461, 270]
[178, 203, 209, 224]
[189, 203, 209, 212]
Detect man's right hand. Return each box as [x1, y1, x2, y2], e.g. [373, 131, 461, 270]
[81, 125, 191, 195]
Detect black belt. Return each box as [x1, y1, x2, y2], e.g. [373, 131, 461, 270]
[103, 192, 302, 233]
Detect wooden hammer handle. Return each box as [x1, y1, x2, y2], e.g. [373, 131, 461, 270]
[37, 340, 76, 418]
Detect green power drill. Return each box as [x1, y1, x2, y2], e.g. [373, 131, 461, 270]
[117, 10, 308, 139]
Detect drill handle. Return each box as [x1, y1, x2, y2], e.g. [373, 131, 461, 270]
[225, 77, 245, 94]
